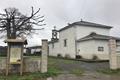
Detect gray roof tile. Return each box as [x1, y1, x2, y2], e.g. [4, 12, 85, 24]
[77, 32, 120, 42]
[59, 21, 112, 32]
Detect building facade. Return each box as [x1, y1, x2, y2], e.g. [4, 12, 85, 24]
[24, 46, 42, 55]
[0, 46, 7, 56]
[48, 21, 120, 60]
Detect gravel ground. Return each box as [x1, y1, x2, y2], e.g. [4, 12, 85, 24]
[48, 57, 120, 80]
[52, 58, 109, 73]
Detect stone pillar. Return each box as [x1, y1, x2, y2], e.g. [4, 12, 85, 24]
[109, 38, 117, 69]
[41, 39, 48, 73]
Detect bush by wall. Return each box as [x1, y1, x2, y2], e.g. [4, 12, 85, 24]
[0, 53, 7, 57]
[57, 54, 62, 58]
[65, 54, 71, 59]
[92, 55, 98, 60]
[24, 51, 42, 56]
[76, 55, 82, 59]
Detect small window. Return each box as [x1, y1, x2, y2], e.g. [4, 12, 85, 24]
[98, 47, 104, 51]
[52, 43, 54, 48]
[64, 39, 67, 47]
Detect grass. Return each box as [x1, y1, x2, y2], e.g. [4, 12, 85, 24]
[0, 72, 55, 80]
[97, 69, 120, 75]
[0, 57, 6, 61]
[62, 59, 75, 64]
[48, 57, 84, 75]
[48, 57, 63, 75]
[48, 56, 75, 64]
[0, 67, 61, 80]
[71, 68, 84, 76]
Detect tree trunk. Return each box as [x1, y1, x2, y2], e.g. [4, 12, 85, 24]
[6, 19, 11, 39]
[11, 17, 16, 39]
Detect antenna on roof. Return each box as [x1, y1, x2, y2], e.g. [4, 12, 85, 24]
[81, 19, 83, 22]
[67, 23, 71, 26]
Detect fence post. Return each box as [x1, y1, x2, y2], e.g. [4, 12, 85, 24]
[41, 39, 48, 73]
[109, 38, 117, 70]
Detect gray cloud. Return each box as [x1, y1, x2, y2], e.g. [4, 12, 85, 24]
[0, 0, 120, 46]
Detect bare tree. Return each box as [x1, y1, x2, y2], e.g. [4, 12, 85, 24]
[0, 7, 45, 39]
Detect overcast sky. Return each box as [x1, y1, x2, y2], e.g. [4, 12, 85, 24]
[0, 0, 120, 46]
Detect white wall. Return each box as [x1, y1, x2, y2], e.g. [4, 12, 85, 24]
[77, 40, 95, 59]
[49, 42, 60, 56]
[48, 24, 111, 59]
[59, 27, 76, 58]
[75, 25, 110, 39]
[77, 39, 109, 60]
[94, 40, 109, 60]
[116, 41, 120, 54]
[31, 48, 41, 54]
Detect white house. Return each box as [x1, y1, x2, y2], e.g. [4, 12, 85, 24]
[48, 21, 120, 60]
[25, 46, 42, 54]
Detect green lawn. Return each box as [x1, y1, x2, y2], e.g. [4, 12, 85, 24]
[0, 72, 52, 80]
[24, 56, 41, 60]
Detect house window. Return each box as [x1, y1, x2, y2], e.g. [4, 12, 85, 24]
[98, 47, 104, 51]
[64, 39, 67, 47]
[52, 43, 54, 48]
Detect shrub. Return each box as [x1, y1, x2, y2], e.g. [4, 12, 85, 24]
[65, 54, 71, 59]
[0, 53, 7, 57]
[24, 51, 41, 56]
[57, 54, 62, 58]
[76, 55, 82, 59]
[92, 55, 98, 60]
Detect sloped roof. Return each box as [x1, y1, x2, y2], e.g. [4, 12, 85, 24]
[59, 21, 112, 32]
[77, 32, 120, 42]
[4, 39, 27, 44]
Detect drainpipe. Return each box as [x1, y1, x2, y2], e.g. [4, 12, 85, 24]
[75, 40, 77, 58]
[74, 26, 77, 59]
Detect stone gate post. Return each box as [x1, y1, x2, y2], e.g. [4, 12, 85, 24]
[41, 39, 48, 73]
[109, 38, 117, 70]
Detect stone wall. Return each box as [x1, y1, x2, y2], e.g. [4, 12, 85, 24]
[109, 38, 117, 69]
[23, 57, 41, 72]
[0, 57, 41, 74]
[41, 39, 48, 73]
[0, 58, 6, 74]
[109, 38, 120, 69]
[117, 54, 120, 68]
[0, 39, 48, 74]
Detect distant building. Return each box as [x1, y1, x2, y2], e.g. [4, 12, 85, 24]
[25, 46, 42, 54]
[48, 21, 120, 60]
[0, 46, 7, 56]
